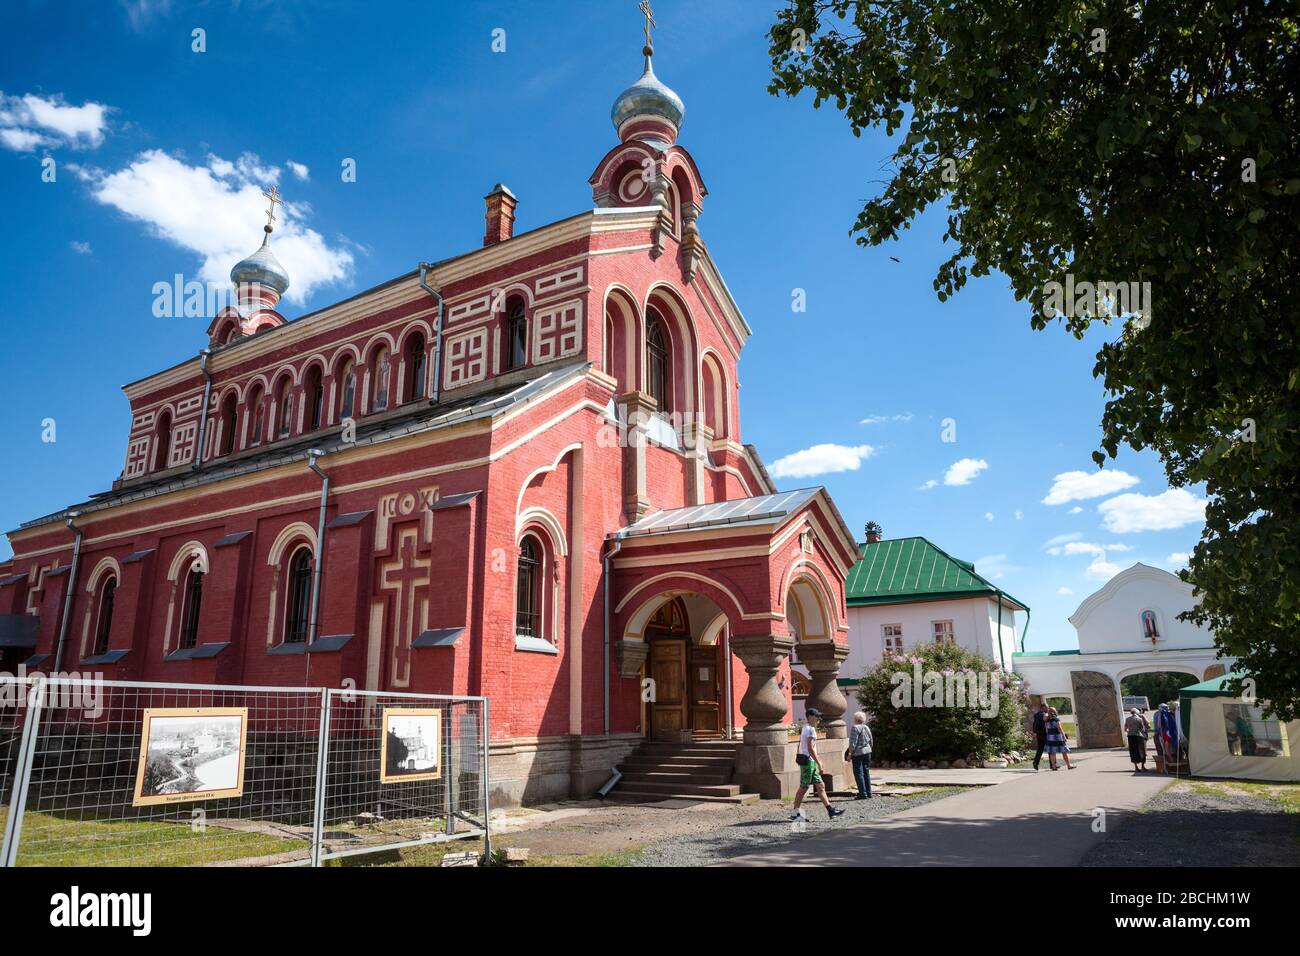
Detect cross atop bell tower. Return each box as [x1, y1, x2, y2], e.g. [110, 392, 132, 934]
[639, 0, 656, 54]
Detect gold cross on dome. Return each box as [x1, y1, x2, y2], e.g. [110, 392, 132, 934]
[639, 0, 655, 48]
[261, 185, 283, 230]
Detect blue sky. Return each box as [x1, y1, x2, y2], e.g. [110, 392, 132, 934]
[0, 0, 1207, 651]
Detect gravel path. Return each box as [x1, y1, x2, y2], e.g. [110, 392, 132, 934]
[1081, 780, 1300, 867]
[631, 789, 960, 867]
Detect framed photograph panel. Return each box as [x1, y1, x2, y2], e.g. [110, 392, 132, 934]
[132, 707, 249, 807]
[380, 707, 442, 783]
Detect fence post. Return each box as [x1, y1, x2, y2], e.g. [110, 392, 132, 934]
[481, 697, 491, 859]
[443, 703, 454, 835]
[2, 678, 45, 868]
[309, 687, 331, 867]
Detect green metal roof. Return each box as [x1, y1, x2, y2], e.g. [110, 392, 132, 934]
[845, 537, 1029, 611]
[1179, 672, 1247, 698]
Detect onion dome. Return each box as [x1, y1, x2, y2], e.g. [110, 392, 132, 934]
[611, 50, 685, 147]
[230, 228, 290, 298]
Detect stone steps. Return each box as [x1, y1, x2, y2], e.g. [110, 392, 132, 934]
[609, 736, 757, 805]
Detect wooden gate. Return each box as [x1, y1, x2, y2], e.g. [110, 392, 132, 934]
[1070, 670, 1123, 748]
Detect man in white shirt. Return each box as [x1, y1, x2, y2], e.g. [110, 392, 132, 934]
[790, 708, 845, 822]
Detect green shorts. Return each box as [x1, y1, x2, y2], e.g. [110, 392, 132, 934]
[799, 759, 822, 788]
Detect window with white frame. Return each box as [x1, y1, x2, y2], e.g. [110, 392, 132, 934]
[882, 623, 903, 653]
[933, 620, 955, 644]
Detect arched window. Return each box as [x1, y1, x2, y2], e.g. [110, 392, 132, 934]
[604, 311, 615, 375]
[370, 347, 390, 413]
[92, 575, 117, 656]
[154, 411, 172, 471]
[503, 299, 527, 372]
[647, 311, 670, 412]
[219, 393, 238, 456]
[515, 535, 542, 638]
[405, 334, 427, 402]
[284, 547, 313, 644]
[179, 563, 204, 650]
[339, 360, 356, 420]
[248, 386, 265, 447]
[277, 379, 294, 439]
[306, 365, 324, 430]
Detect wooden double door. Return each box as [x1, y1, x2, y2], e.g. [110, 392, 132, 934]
[648, 637, 722, 737]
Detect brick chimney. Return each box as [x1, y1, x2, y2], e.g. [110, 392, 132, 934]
[865, 521, 882, 544]
[483, 183, 517, 246]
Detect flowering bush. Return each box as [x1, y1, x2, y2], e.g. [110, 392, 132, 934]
[855, 641, 1030, 762]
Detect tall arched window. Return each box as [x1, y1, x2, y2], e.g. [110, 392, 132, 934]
[179, 563, 204, 650]
[219, 393, 238, 455]
[306, 365, 324, 430]
[405, 334, 427, 402]
[154, 410, 172, 471]
[93, 576, 117, 656]
[515, 535, 542, 638]
[647, 311, 670, 412]
[504, 299, 527, 371]
[248, 386, 265, 447]
[339, 360, 356, 420]
[277, 379, 294, 439]
[370, 347, 390, 413]
[284, 546, 313, 644]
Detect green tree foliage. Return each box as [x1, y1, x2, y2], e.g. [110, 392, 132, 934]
[1120, 670, 1199, 706]
[855, 642, 1029, 761]
[770, 1, 1299, 716]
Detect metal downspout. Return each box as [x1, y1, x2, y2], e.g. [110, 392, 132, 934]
[306, 450, 329, 682]
[1019, 607, 1031, 653]
[603, 538, 622, 735]
[52, 512, 83, 673]
[418, 263, 445, 405]
[193, 348, 213, 469]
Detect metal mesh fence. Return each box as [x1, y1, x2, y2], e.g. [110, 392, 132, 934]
[0, 677, 487, 868]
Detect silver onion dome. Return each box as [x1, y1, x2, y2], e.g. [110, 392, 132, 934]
[230, 230, 290, 296]
[611, 56, 685, 134]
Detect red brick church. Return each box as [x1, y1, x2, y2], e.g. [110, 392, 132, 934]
[0, 29, 858, 804]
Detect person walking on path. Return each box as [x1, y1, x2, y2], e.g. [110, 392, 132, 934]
[1044, 706, 1075, 770]
[790, 708, 845, 822]
[847, 711, 873, 799]
[1124, 708, 1148, 771]
[1032, 701, 1050, 771]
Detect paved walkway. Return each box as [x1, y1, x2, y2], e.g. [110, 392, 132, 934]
[728, 749, 1173, 867]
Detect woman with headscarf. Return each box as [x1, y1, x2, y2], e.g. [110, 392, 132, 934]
[1044, 706, 1075, 770]
[1124, 707, 1148, 771]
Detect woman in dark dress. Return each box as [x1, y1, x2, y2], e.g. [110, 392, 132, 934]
[1044, 707, 1075, 770]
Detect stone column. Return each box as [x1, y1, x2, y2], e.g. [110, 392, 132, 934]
[799, 641, 851, 793]
[731, 634, 798, 798]
[798, 642, 851, 739]
[681, 420, 713, 507]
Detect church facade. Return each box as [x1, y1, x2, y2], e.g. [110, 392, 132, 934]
[0, 41, 857, 805]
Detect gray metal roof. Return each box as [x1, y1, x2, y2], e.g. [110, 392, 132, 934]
[612, 488, 822, 539]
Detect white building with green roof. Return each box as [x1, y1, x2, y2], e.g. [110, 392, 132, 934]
[815, 534, 1029, 698]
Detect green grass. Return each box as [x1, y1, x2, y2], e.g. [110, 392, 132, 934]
[1187, 779, 1300, 812]
[0, 808, 309, 867]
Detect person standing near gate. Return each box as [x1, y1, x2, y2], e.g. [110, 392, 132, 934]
[790, 709, 845, 822]
[1032, 701, 1050, 770]
[1044, 706, 1075, 770]
[1124, 708, 1148, 772]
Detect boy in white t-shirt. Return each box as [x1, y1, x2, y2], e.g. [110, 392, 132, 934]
[791, 708, 845, 821]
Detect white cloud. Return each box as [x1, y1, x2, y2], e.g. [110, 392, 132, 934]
[286, 160, 310, 181]
[121, 0, 173, 31]
[1098, 489, 1207, 533]
[859, 412, 912, 425]
[973, 554, 1018, 581]
[770, 443, 874, 479]
[1086, 556, 1124, 581]
[918, 479, 938, 491]
[1043, 531, 1084, 549]
[1056, 586, 1073, 595]
[1167, 552, 1190, 566]
[944, 458, 988, 486]
[0, 92, 111, 151]
[1014, 509, 1024, 520]
[1068, 506, 1083, 514]
[984, 512, 994, 522]
[1041, 469, 1140, 505]
[83, 149, 352, 304]
[70, 240, 93, 255]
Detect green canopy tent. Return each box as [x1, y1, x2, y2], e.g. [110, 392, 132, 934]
[1179, 673, 1300, 782]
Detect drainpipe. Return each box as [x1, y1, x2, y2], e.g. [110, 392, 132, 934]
[306, 450, 329, 672]
[602, 538, 623, 735]
[1019, 607, 1032, 653]
[52, 511, 83, 674]
[418, 263, 445, 405]
[192, 348, 213, 469]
